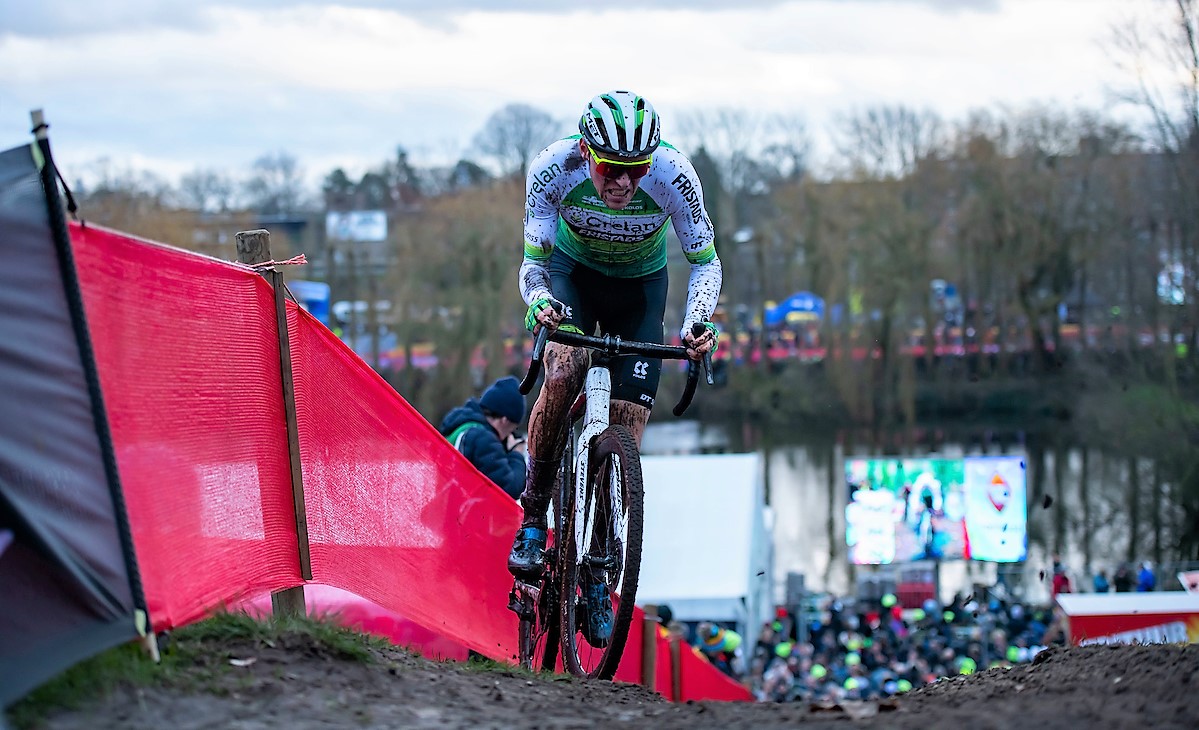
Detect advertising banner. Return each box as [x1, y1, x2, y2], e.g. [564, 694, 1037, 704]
[326, 210, 387, 242]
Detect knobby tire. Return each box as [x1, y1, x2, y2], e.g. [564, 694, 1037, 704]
[560, 424, 645, 680]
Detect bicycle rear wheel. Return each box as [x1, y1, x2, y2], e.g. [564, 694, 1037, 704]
[515, 447, 571, 671]
[560, 424, 644, 679]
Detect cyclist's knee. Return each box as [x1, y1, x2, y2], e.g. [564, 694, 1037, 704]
[542, 344, 587, 388]
[611, 400, 651, 446]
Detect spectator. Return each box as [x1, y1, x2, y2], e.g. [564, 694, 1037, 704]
[752, 621, 781, 670]
[1113, 563, 1134, 592]
[1092, 569, 1110, 593]
[1051, 563, 1072, 598]
[1137, 561, 1157, 592]
[697, 621, 744, 678]
[438, 376, 527, 499]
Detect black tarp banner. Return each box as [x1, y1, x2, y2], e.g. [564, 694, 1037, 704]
[0, 134, 144, 706]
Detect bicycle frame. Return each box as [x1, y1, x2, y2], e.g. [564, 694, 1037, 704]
[571, 361, 624, 575]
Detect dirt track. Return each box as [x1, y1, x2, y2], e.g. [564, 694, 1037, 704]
[26, 634, 1199, 729]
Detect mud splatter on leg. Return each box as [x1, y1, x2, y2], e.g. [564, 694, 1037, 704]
[527, 342, 587, 460]
[610, 400, 651, 449]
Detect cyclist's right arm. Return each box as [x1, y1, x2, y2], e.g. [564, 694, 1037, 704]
[520, 143, 570, 330]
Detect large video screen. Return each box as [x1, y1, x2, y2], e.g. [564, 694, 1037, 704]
[845, 456, 1027, 564]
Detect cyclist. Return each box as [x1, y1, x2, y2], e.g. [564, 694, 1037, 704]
[506, 90, 722, 647]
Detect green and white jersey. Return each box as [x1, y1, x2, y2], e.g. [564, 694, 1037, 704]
[520, 135, 722, 339]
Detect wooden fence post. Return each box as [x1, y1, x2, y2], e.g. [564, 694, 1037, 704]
[670, 636, 683, 701]
[641, 605, 658, 692]
[236, 229, 311, 619]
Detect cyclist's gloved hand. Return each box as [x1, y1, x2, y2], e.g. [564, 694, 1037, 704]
[682, 320, 719, 360]
[525, 295, 566, 333]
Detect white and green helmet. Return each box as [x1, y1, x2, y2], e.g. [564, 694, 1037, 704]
[578, 90, 661, 158]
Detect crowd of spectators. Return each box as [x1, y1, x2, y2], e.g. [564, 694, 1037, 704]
[682, 591, 1065, 704]
[1078, 560, 1157, 595]
[678, 558, 1173, 703]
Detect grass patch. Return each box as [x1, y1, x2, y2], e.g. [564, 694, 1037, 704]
[5, 610, 398, 730]
[6, 641, 161, 729]
[169, 609, 396, 663]
[459, 652, 573, 685]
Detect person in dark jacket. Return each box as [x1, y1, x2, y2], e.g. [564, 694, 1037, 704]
[439, 376, 527, 499]
[1112, 563, 1134, 592]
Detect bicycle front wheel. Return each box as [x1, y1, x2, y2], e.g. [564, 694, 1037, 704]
[560, 424, 645, 679]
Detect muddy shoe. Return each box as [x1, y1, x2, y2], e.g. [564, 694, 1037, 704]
[580, 579, 613, 648]
[507, 527, 547, 578]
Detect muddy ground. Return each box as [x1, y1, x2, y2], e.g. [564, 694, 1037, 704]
[20, 632, 1199, 730]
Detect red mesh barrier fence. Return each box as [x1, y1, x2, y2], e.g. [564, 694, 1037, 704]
[68, 222, 748, 700]
[289, 314, 522, 659]
[677, 642, 754, 701]
[71, 223, 300, 629]
[612, 610, 751, 700]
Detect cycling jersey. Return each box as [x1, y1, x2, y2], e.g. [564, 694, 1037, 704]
[520, 135, 722, 340]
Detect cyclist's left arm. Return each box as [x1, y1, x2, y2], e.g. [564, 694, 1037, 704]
[662, 150, 722, 350]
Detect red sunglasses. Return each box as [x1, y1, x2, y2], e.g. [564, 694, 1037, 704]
[588, 146, 653, 181]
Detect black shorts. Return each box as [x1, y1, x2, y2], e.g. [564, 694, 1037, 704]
[548, 249, 667, 408]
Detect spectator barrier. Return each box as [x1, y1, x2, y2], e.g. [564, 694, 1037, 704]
[69, 221, 750, 702]
[1056, 592, 1199, 646]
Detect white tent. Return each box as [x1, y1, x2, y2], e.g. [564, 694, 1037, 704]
[635, 452, 774, 639]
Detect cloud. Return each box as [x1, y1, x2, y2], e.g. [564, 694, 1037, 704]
[1, 0, 1000, 38]
[0, 0, 1126, 190]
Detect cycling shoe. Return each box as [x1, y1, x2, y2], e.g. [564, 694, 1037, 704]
[507, 526, 547, 578]
[580, 578, 614, 647]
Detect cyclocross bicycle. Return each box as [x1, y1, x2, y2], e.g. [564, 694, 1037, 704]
[507, 322, 711, 679]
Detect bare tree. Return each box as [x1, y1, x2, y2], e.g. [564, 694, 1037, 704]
[1109, 0, 1199, 359]
[75, 157, 208, 251]
[244, 151, 307, 215]
[471, 104, 561, 179]
[179, 168, 235, 212]
[674, 108, 787, 194]
[1108, 0, 1199, 559]
[832, 105, 945, 180]
[1109, 0, 1198, 156]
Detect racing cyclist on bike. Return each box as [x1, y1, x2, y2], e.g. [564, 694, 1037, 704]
[507, 90, 722, 647]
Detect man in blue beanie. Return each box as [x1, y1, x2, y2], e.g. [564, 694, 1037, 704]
[438, 376, 527, 499]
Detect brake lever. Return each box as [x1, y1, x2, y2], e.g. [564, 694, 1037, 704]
[690, 322, 716, 386]
[519, 325, 550, 395]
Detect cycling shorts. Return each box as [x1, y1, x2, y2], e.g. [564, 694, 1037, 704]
[548, 248, 667, 408]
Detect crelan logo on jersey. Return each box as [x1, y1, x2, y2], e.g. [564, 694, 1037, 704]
[633, 361, 649, 379]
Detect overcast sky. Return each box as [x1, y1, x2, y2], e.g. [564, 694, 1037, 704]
[0, 0, 1152, 189]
